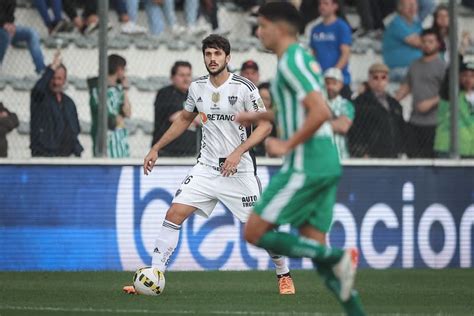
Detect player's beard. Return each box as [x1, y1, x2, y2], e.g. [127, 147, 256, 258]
[206, 62, 227, 76]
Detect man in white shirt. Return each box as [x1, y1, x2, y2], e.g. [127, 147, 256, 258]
[123, 34, 295, 295]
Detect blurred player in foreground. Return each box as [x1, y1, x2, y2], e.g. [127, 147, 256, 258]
[123, 34, 295, 295]
[237, 2, 366, 315]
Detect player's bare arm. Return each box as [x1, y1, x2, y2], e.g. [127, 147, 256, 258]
[266, 91, 331, 157]
[236, 111, 275, 127]
[221, 120, 272, 177]
[143, 110, 198, 175]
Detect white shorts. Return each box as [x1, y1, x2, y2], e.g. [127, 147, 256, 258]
[172, 163, 262, 223]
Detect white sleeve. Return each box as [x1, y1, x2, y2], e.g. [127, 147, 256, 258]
[244, 88, 267, 113]
[184, 83, 197, 113]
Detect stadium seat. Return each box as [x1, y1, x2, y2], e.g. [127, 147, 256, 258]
[148, 76, 169, 90]
[74, 36, 98, 49]
[136, 119, 154, 135]
[125, 119, 139, 135]
[135, 78, 157, 91]
[134, 36, 162, 50]
[17, 120, 30, 134]
[0, 78, 7, 90]
[231, 39, 251, 53]
[43, 36, 70, 49]
[68, 76, 89, 91]
[166, 40, 190, 51]
[11, 76, 37, 91]
[108, 36, 133, 50]
[79, 120, 92, 134]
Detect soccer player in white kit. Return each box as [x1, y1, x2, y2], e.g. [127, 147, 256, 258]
[123, 34, 295, 295]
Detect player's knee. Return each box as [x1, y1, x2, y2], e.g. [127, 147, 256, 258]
[164, 205, 189, 225]
[244, 221, 262, 245]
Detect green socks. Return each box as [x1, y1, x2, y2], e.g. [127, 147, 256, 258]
[256, 231, 343, 264]
[316, 262, 366, 316]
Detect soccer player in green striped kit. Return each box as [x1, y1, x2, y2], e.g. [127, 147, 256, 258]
[236, 2, 366, 315]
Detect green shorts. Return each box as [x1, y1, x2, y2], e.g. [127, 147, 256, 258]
[254, 169, 340, 233]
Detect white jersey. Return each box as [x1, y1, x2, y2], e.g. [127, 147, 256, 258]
[185, 73, 266, 175]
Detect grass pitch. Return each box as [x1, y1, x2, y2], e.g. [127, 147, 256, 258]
[0, 269, 473, 315]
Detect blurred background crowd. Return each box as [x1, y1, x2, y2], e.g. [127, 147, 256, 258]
[0, 0, 473, 159]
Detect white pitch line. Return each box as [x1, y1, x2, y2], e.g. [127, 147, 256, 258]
[0, 305, 336, 316]
[0, 306, 451, 316]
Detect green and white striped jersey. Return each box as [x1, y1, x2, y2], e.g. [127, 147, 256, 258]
[90, 84, 130, 158]
[327, 95, 354, 160]
[271, 43, 340, 176]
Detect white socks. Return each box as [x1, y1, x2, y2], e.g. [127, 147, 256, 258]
[151, 220, 289, 275]
[267, 250, 290, 276]
[151, 220, 181, 272]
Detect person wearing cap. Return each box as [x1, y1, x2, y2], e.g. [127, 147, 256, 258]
[349, 63, 406, 158]
[323, 67, 354, 159]
[395, 28, 446, 158]
[434, 62, 474, 158]
[240, 60, 260, 86]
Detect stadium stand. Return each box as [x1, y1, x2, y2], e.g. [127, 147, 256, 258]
[1, 0, 473, 158]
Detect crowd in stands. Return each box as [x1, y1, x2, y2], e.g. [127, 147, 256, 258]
[0, 0, 473, 159]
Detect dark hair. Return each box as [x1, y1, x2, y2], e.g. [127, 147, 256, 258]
[258, 82, 270, 91]
[201, 34, 231, 55]
[421, 28, 442, 44]
[431, 4, 449, 51]
[258, 2, 301, 34]
[171, 61, 192, 77]
[108, 54, 127, 75]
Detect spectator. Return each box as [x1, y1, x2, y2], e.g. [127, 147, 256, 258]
[434, 62, 474, 158]
[382, 0, 423, 82]
[396, 28, 446, 158]
[82, 0, 146, 35]
[30, 52, 83, 157]
[88, 54, 132, 158]
[432, 4, 472, 63]
[324, 67, 354, 159]
[62, 0, 85, 33]
[349, 63, 406, 158]
[34, 0, 70, 35]
[240, 60, 260, 86]
[201, 0, 229, 35]
[253, 82, 277, 157]
[168, 0, 205, 35]
[417, 0, 435, 23]
[126, 0, 169, 36]
[152, 61, 197, 156]
[0, 0, 46, 74]
[354, 0, 396, 37]
[310, 0, 352, 99]
[0, 102, 19, 157]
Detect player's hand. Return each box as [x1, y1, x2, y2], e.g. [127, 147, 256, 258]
[4, 23, 16, 37]
[51, 51, 62, 70]
[235, 112, 258, 127]
[265, 138, 290, 157]
[143, 149, 159, 175]
[221, 151, 241, 177]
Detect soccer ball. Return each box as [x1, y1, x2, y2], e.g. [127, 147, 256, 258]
[133, 267, 165, 296]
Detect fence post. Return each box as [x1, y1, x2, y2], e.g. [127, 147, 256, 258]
[448, 0, 459, 159]
[96, 0, 109, 157]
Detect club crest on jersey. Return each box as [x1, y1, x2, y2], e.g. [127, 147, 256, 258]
[228, 96, 238, 106]
[212, 92, 220, 103]
[310, 60, 321, 74]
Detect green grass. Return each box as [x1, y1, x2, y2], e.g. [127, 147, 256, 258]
[0, 269, 473, 315]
